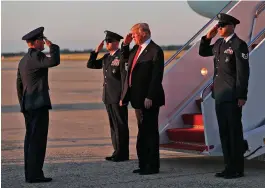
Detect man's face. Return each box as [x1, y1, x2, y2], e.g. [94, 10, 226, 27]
[218, 23, 234, 37]
[34, 38, 45, 51]
[131, 29, 144, 45]
[105, 39, 119, 51]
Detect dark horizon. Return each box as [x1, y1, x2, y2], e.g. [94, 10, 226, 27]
[1, 44, 192, 57]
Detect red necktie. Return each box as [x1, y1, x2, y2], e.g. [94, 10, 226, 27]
[129, 46, 142, 86]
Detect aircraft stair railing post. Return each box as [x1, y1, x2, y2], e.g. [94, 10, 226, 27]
[249, 1, 265, 41]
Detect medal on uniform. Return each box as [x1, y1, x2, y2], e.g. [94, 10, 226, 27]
[111, 58, 120, 66]
[225, 57, 229, 63]
[224, 47, 233, 55]
[112, 69, 116, 74]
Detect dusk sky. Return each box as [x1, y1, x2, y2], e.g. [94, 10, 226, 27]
[2, 1, 209, 53]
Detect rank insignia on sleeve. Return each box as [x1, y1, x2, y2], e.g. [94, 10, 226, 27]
[242, 53, 248, 59]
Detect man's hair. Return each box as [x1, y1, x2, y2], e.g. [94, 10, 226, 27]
[26, 40, 35, 45]
[131, 23, 151, 37]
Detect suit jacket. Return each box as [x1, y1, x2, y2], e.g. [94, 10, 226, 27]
[120, 40, 165, 109]
[87, 49, 127, 104]
[199, 34, 250, 103]
[16, 44, 60, 112]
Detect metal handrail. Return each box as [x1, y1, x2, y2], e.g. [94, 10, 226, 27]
[249, 1, 265, 41]
[249, 27, 265, 47]
[164, 1, 234, 67]
[256, 2, 265, 16]
[200, 27, 265, 101]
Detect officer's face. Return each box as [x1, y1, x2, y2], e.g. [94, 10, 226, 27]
[218, 24, 234, 37]
[35, 39, 45, 51]
[105, 40, 119, 51]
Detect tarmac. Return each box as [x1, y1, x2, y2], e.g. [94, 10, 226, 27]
[1, 60, 265, 188]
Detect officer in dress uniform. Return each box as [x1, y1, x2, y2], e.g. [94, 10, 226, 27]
[16, 27, 60, 183]
[199, 13, 250, 179]
[87, 30, 129, 162]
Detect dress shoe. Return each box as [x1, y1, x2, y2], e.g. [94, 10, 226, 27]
[105, 156, 115, 161]
[133, 169, 142, 173]
[215, 169, 227, 177]
[139, 168, 159, 175]
[26, 177, 52, 183]
[224, 172, 244, 179]
[111, 156, 129, 162]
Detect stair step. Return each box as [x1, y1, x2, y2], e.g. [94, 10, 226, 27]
[167, 128, 205, 143]
[181, 113, 203, 126]
[160, 142, 206, 152]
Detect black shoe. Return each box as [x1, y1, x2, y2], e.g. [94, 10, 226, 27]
[139, 168, 159, 175]
[133, 169, 142, 173]
[105, 156, 114, 161]
[112, 155, 129, 162]
[215, 170, 227, 177]
[26, 177, 52, 183]
[224, 172, 244, 179]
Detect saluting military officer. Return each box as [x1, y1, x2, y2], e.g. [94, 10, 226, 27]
[17, 27, 60, 183]
[87, 30, 129, 162]
[199, 13, 250, 179]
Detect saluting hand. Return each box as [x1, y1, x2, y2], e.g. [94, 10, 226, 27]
[123, 33, 133, 45]
[44, 38, 53, 47]
[144, 98, 152, 109]
[238, 99, 246, 108]
[95, 40, 104, 53]
[206, 25, 219, 39]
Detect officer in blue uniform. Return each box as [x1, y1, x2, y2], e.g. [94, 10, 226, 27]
[199, 13, 250, 179]
[87, 31, 129, 162]
[17, 27, 60, 183]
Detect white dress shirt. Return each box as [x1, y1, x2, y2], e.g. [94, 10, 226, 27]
[133, 38, 152, 61]
[224, 33, 235, 43]
[109, 49, 119, 56]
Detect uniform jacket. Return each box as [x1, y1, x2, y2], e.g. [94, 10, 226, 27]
[87, 49, 127, 104]
[199, 34, 250, 103]
[16, 44, 60, 112]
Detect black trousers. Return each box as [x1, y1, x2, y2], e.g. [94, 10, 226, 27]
[135, 107, 160, 170]
[23, 107, 49, 180]
[215, 102, 245, 173]
[105, 104, 129, 158]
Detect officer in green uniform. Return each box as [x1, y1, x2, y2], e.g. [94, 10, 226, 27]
[87, 31, 129, 162]
[199, 13, 250, 179]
